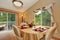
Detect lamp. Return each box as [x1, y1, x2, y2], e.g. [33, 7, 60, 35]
[21, 14, 23, 22]
[12, 0, 23, 7]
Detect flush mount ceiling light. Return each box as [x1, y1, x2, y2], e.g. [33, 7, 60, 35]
[12, 0, 23, 7]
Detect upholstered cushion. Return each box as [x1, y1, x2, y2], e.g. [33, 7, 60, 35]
[0, 30, 17, 40]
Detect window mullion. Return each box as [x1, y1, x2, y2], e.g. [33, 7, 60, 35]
[6, 13, 8, 30]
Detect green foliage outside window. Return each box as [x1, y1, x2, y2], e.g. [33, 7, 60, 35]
[35, 14, 41, 25]
[8, 13, 15, 21]
[0, 12, 7, 22]
[42, 10, 51, 26]
[35, 9, 51, 26]
[0, 12, 15, 24]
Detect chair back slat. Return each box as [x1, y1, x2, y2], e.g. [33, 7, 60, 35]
[45, 23, 57, 40]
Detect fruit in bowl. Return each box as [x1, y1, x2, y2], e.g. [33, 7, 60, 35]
[20, 25, 25, 29]
[21, 26, 24, 29]
[39, 30, 43, 32]
[37, 27, 42, 30]
[34, 27, 46, 32]
[34, 29, 37, 31]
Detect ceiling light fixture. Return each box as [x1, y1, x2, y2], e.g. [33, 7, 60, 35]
[12, 0, 23, 7]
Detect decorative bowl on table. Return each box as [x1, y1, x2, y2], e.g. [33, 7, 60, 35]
[21, 25, 29, 29]
[33, 27, 46, 32]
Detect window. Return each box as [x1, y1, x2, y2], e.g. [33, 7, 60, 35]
[0, 12, 16, 30]
[34, 9, 51, 26]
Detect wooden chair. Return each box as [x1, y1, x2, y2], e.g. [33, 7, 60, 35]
[13, 25, 23, 40]
[45, 23, 57, 40]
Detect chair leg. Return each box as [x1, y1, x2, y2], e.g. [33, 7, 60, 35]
[40, 35, 45, 40]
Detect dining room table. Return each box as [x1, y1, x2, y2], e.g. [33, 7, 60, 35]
[18, 26, 49, 40]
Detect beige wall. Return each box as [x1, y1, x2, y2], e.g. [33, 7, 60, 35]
[53, 0, 60, 32]
[23, 0, 60, 32]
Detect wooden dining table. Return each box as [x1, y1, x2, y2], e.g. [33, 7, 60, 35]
[18, 26, 49, 40]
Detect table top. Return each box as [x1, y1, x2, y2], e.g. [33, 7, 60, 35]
[21, 28, 46, 34]
[18, 26, 50, 40]
[19, 25, 49, 34]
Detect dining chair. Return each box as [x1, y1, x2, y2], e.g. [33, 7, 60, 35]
[13, 25, 23, 40]
[45, 23, 57, 40]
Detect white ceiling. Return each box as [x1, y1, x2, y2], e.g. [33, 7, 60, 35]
[0, 0, 38, 12]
